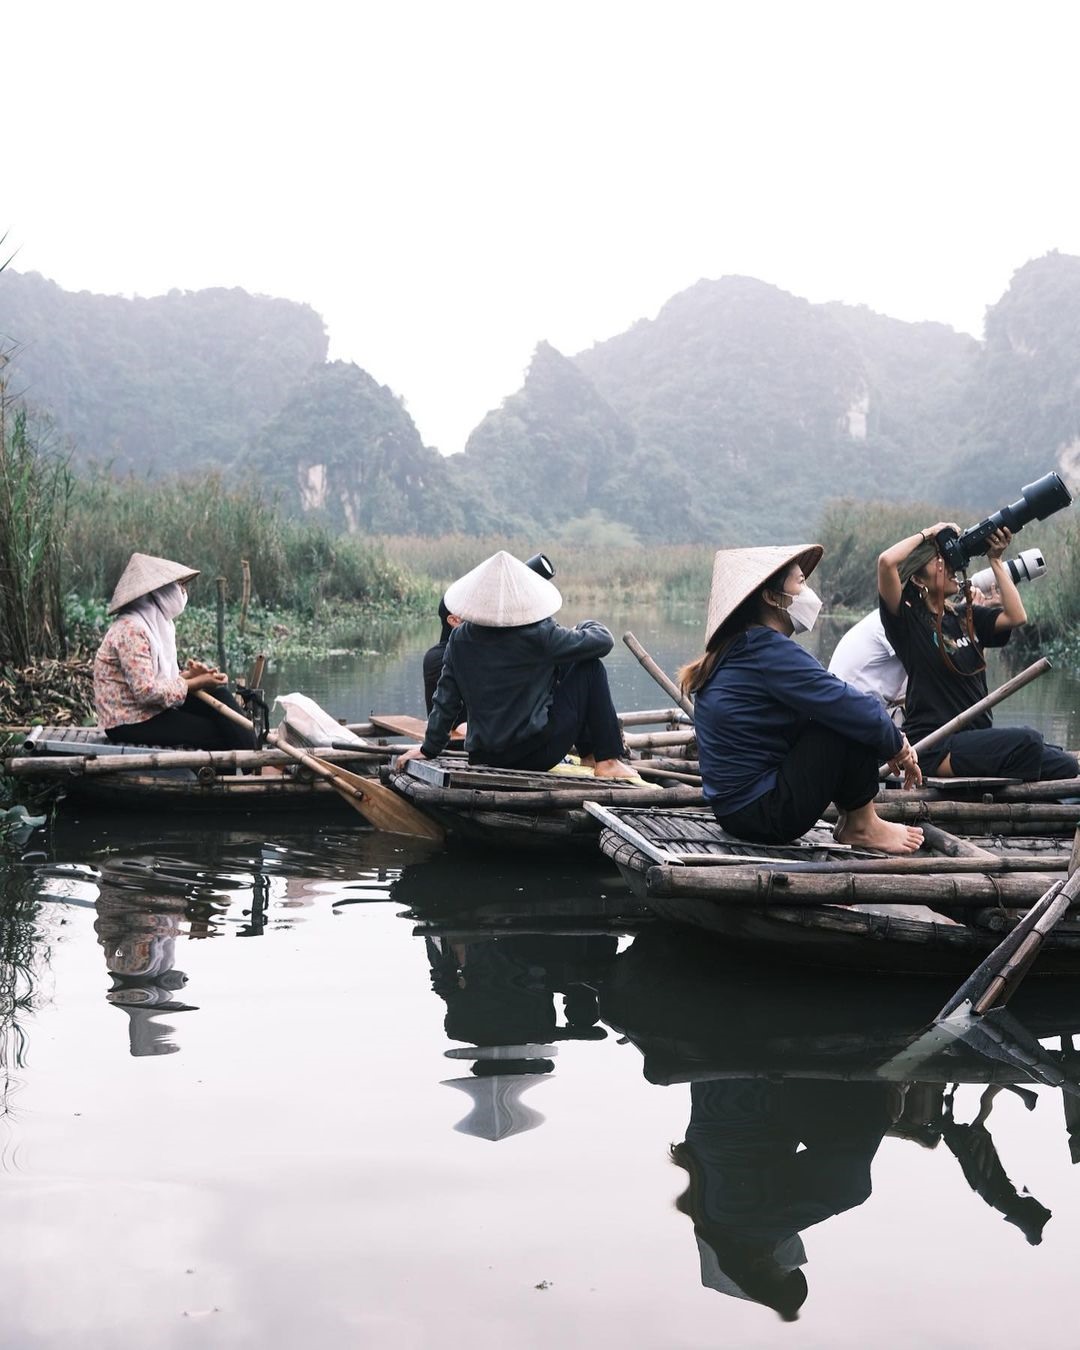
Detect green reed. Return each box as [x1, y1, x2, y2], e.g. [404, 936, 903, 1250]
[64, 472, 425, 614]
[0, 368, 72, 666]
[379, 534, 715, 604]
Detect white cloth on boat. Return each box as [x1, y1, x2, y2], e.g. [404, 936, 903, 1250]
[274, 692, 371, 749]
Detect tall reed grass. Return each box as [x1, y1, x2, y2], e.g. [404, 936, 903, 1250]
[380, 534, 715, 604]
[0, 367, 72, 665]
[65, 472, 425, 614]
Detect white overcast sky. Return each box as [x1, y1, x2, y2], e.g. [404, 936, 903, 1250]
[6, 0, 1080, 453]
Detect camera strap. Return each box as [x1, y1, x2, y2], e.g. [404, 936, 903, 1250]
[930, 574, 986, 677]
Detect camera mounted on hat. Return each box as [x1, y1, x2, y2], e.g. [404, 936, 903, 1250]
[935, 472, 1072, 572]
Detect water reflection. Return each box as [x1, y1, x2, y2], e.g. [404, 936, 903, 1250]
[601, 926, 1080, 1317]
[430, 932, 618, 1139]
[94, 891, 197, 1056]
[0, 861, 47, 1149]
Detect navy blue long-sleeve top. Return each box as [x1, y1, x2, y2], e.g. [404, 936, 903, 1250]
[421, 617, 614, 760]
[695, 626, 903, 814]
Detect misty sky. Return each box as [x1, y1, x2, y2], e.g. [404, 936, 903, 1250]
[6, 0, 1080, 453]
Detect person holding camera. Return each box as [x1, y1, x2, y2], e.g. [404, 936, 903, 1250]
[681, 544, 924, 854]
[878, 524, 1077, 782]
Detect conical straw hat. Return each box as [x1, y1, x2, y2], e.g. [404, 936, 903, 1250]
[704, 544, 823, 645]
[444, 551, 562, 627]
[108, 553, 200, 614]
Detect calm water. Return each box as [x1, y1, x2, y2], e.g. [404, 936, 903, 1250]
[3, 602, 1080, 1348]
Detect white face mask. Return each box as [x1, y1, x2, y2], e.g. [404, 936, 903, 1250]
[784, 586, 822, 635]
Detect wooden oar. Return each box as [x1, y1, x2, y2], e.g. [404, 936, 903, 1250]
[623, 633, 696, 720]
[194, 688, 260, 733]
[879, 657, 1052, 776]
[267, 731, 445, 841]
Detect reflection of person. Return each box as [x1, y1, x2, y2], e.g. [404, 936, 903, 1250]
[671, 1079, 898, 1319]
[879, 524, 1077, 780]
[94, 552, 256, 750]
[680, 545, 923, 853]
[429, 932, 616, 1140]
[396, 551, 638, 779]
[94, 893, 196, 1056]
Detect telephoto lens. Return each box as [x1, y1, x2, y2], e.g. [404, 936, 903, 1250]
[938, 471, 1072, 571]
[523, 553, 556, 579]
[968, 547, 1047, 594]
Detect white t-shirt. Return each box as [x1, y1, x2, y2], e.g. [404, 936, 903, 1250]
[827, 609, 908, 710]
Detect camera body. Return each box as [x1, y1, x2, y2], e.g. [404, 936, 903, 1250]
[935, 472, 1071, 572]
[968, 547, 1047, 594]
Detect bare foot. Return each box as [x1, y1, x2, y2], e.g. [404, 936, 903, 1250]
[835, 817, 924, 854]
[593, 758, 640, 781]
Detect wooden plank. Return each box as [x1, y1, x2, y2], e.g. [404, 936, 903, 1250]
[369, 714, 463, 741]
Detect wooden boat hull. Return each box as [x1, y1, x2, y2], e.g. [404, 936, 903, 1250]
[386, 761, 703, 853]
[595, 806, 1080, 974]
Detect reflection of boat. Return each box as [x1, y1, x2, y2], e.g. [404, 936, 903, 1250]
[599, 925, 1080, 1087]
[392, 851, 650, 935]
[593, 805, 1080, 973]
[386, 757, 702, 852]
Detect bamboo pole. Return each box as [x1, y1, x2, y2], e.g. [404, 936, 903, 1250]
[617, 707, 692, 727]
[239, 559, 252, 636]
[195, 688, 257, 733]
[3, 745, 389, 777]
[648, 864, 1067, 906]
[622, 633, 696, 720]
[623, 729, 696, 750]
[215, 577, 227, 671]
[880, 657, 1052, 775]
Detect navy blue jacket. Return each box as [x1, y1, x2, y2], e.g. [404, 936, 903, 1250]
[421, 617, 614, 760]
[695, 627, 903, 814]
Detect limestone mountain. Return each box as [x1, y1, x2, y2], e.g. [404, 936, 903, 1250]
[245, 361, 465, 535]
[939, 252, 1080, 508]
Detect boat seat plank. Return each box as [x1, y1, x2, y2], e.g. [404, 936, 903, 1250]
[369, 714, 463, 742]
[405, 758, 641, 793]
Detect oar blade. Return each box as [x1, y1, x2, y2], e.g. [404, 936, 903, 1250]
[310, 754, 445, 842]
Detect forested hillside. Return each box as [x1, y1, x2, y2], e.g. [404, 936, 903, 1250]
[243, 361, 466, 535]
[0, 270, 328, 474]
[4, 255, 1080, 543]
[940, 253, 1080, 506]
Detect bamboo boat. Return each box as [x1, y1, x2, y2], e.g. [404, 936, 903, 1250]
[385, 756, 704, 851]
[1, 724, 395, 813]
[590, 803, 1080, 972]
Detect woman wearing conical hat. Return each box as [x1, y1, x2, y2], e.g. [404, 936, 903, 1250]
[679, 545, 923, 854]
[93, 552, 256, 750]
[395, 551, 640, 779]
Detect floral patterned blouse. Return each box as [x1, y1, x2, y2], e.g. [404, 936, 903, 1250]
[93, 615, 189, 729]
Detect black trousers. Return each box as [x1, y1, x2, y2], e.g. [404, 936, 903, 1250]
[472, 659, 625, 771]
[924, 726, 1077, 782]
[715, 723, 880, 845]
[106, 688, 257, 751]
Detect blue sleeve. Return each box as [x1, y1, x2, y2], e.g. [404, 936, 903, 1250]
[758, 636, 902, 758]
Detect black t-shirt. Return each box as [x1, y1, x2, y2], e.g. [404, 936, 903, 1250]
[879, 594, 1010, 746]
